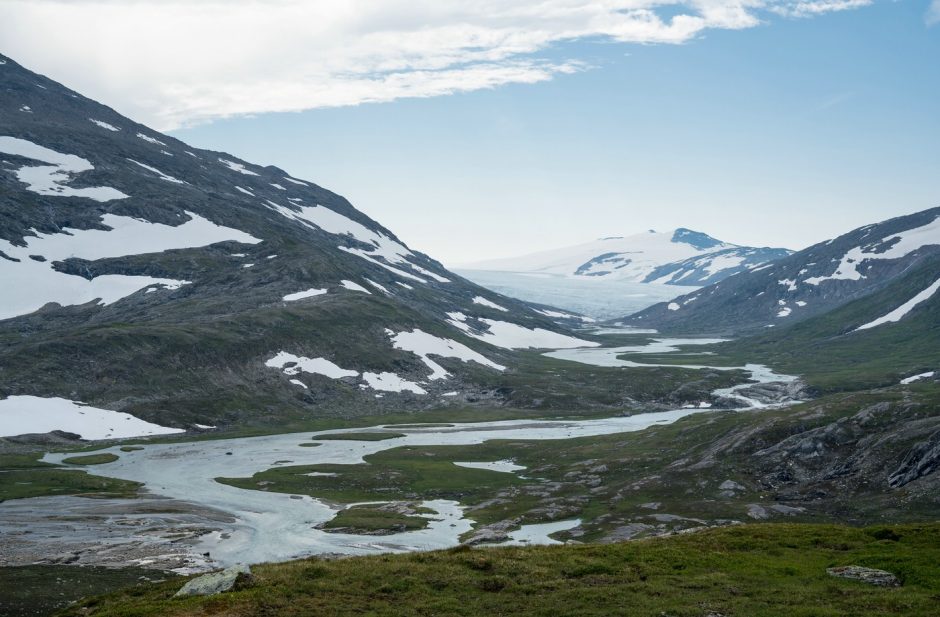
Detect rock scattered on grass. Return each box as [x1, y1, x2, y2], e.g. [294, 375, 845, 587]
[826, 565, 900, 587]
[174, 564, 251, 597]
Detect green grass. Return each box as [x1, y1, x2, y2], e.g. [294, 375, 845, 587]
[0, 565, 176, 617]
[58, 523, 940, 616]
[119, 446, 144, 452]
[311, 432, 407, 441]
[218, 445, 526, 513]
[61, 453, 120, 465]
[0, 452, 140, 501]
[320, 503, 433, 534]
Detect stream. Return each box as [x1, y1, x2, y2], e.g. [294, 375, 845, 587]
[3, 337, 797, 571]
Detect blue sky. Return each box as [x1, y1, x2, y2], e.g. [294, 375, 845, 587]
[3, 1, 938, 264]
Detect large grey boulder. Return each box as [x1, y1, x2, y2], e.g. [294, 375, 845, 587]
[174, 564, 251, 598]
[826, 565, 900, 587]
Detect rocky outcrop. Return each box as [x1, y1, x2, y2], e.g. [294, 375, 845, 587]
[826, 565, 900, 587]
[888, 430, 940, 488]
[174, 564, 251, 597]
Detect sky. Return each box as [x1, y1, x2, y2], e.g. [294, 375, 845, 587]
[1, 0, 938, 265]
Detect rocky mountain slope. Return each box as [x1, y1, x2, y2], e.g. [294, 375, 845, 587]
[0, 54, 603, 437]
[625, 207, 940, 335]
[460, 228, 791, 286]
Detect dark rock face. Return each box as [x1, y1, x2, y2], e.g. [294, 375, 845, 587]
[888, 430, 940, 488]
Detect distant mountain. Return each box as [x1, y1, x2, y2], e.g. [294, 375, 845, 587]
[460, 228, 791, 286]
[625, 207, 940, 336]
[0, 54, 600, 438]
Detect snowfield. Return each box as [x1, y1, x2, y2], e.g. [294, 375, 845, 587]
[855, 278, 940, 331]
[392, 328, 505, 379]
[806, 215, 940, 286]
[282, 288, 328, 302]
[0, 211, 260, 320]
[264, 200, 450, 285]
[265, 352, 358, 379]
[447, 313, 599, 350]
[0, 396, 183, 440]
[0, 135, 129, 202]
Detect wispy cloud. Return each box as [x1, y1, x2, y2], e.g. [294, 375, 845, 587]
[927, 0, 940, 26]
[0, 1, 875, 129]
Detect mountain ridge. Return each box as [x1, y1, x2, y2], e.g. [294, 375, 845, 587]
[460, 227, 792, 287]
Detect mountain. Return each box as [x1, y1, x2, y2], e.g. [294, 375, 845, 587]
[625, 208, 940, 336]
[0, 54, 601, 438]
[459, 228, 792, 286]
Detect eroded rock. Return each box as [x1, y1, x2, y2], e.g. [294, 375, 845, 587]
[174, 563, 251, 597]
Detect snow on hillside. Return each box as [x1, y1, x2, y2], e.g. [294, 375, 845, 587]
[0, 135, 128, 201]
[806, 215, 940, 286]
[855, 278, 940, 331]
[0, 396, 184, 440]
[0, 209, 260, 320]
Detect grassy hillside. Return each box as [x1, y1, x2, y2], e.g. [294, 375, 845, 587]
[57, 523, 940, 617]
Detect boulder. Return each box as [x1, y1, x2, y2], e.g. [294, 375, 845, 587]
[826, 565, 900, 587]
[174, 564, 251, 597]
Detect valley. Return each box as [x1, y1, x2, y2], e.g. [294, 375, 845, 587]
[0, 44, 938, 617]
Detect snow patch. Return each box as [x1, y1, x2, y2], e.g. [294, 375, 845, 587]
[234, 186, 254, 196]
[0, 396, 183, 440]
[447, 315, 599, 350]
[901, 371, 935, 385]
[265, 352, 358, 379]
[391, 328, 505, 380]
[667, 302, 680, 311]
[90, 119, 120, 131]
[340, 280, 371, 294]
[136, 132, 167, 146]
[0, 136, 128, 202]
[362, 372, 426, 394]
[219, 158, 259, 176]
[472, 296, 508, 312]
[805, 216, 940, 285]
[0, 211, 258, 320]
[128, 159, 185, 184]
[283, 288, 328, 302]
[855, 278, 940, 331]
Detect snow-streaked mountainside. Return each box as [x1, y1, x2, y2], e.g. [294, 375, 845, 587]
[0, 54, 600, 438]
[626, 207, 940, 335]
[460, 228, 791, 286]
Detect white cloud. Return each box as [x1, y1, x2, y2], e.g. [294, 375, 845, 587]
[927, 0, 940, 26]
[0, 1, 873, 129]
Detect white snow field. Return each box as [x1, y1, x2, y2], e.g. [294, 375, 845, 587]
[264, 200, 449, 284]
[264, 352, 359, 379]
[446, 313, 598, 349]
[0, 136, 129, 201]
[0, 211, 260, 320]
[127, 158, 185, 184]
[855, 278, 940, 331]
[472, 295, 508, 312]
[136, 132, 167, 146]
[391, 328, 506, 379]
[361, 372, 426, 394]
[454, 269, 686, 320]
[806, 215, 940, 285]
[453, 460, 525, 473]
[218, 158, 259, 175]
[901, 371, 935, 385]
[282, 288, 328, 302]
[0, 396, 183, 440]
[89, 118, 120, 131]
[340, 280, 371, 294]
